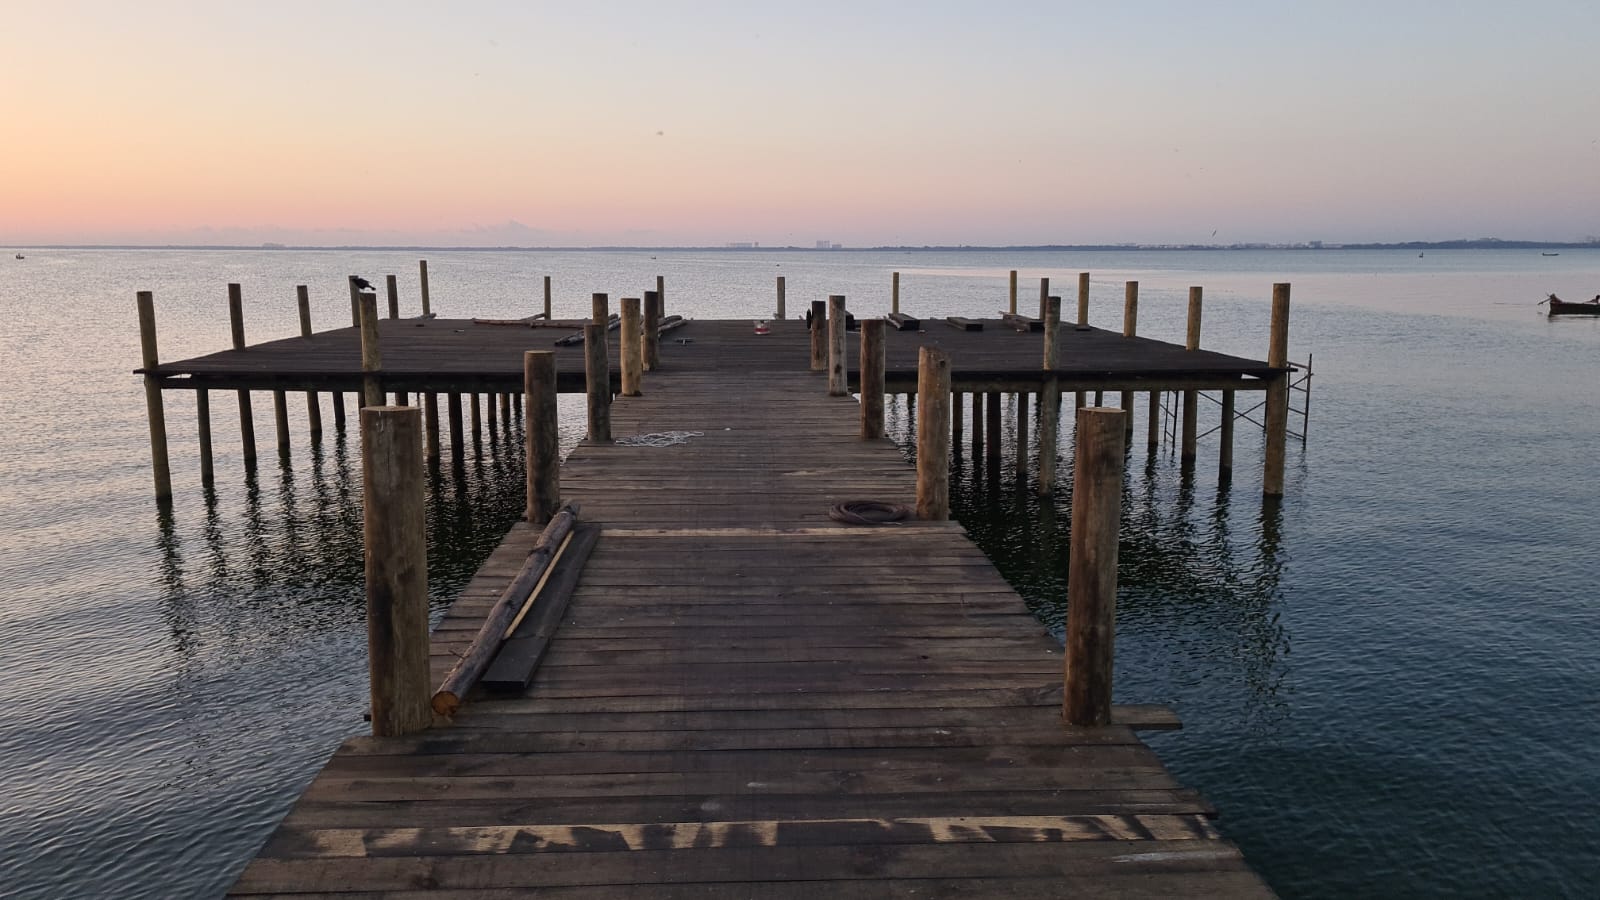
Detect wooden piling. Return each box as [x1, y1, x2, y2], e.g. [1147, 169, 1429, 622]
[443, 394, 461, 466]
[1038, 277, 1050, 320]
[620, 297, 643, 397]
[1063, 406, 1126, 727]
[1078, 272, 1091, 327]
[809, 299, 827, 372]
[524, 351, 560, 525]
[584, 323, 611, 442]
[332, 392, 346, 433]
[418, 260, 431, 317]
[543, 275, 552, 320]
[1264, 283, 1291, 496]
[297, 285, 322, 438]
[952, 391, 964, 451]
[643, 290, 661, 371]
[196, 389, 214, 485]
[892, 272, 900, 315]
[386, 274, 400, 319]
[498, 392, 511, 428]
[971, 390, 984, 457]
[136, 291, 172, 501]
[827, 295, 847, 396]
[1147, 391, 1161, 450]
[915, 346, 951, 520]
[985, 391, 1001, 461]
[1182, 286, 1202, 462]
[424, 393, 440, 463]
[1039, 296, 1062, 495]
[775, 276, 786, 319]
[1009, 270, 1018, 315]
[656, 275, 665, 315]
[273, 389, 290, 453]
[358, 292, 383, 408]
[860, 319, 886, 438]
[360, 405, 431, 737]
[486, 391, 498, 434]
[592, 292, 609, 324]
[1219, 389, 1236, 477]
[1015, 392, 1030, 476]
[469, 392, 482, 449]
[1121, 281, 1138, 439]
[228, 283, 257, 465]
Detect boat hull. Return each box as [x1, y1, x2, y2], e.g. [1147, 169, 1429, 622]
[1549, 299, 1600, 316]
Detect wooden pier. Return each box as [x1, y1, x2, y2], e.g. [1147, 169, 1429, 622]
[130, 271, 1294, 895]
[228, 362, 1273, 896]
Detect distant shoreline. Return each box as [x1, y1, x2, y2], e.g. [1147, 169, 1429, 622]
[7, 239, 1598, 253]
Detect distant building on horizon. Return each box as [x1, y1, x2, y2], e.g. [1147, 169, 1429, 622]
[815, 240, 842, 249]
[725, 241, 759, 249]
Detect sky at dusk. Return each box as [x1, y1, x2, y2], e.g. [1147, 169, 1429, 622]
[4, 1, 1598, 247]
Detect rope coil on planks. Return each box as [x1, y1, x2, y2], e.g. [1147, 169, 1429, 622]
[615, 431, 704, 447]
[828, 500, 914, 526]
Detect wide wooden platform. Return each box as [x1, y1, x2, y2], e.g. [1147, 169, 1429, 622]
[147, 317, 1284, 395]
[227, 364, 1273, 896]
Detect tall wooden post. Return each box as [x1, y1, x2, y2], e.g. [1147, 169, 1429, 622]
[809, 299, 827, 372]
[361, 405, 431, 737]
[643, 290, 662, 371]
[543, 275, 552, 319]
[827, 295, 848, 396]
[297, 285, 323, 438]
[1077, 272, 1091, 327]
[776, 276, 786, 319]
[1063, 406, 1126, 727]
[136, 292, 173, 501]
[620, 297, 643, 397]
[915, 346, 951, 520]
[1121, 281, 1138, 439]
[1182, 286, 1203, 463]
[592, 292, 609, 324]
[1264, 284, 1291, 496]
[196, 389, 214, 486]
[1009, 270, 1018, 315]
[1039, 296, 1062, 495]
[418, 260, 431, 316]
[1219, 389, 1236, 478]
[498, 392, 511, 427]
[860, 319, 886, 438]
[347, 275, 362, 327]
[358, 292, 383, 407]
[386, 274, 400, 319]
[1038, 277, 1050, 321]
[891, 272, 900, 315]
[228, 283, 257, 465]
[584, 323, 611, 442]
[524, 351, 560, 525]
[656, 275, 665, 316]
[423, 393, 440, 463]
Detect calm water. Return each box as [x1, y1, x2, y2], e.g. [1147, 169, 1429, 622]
[1, 248, 1596, 898]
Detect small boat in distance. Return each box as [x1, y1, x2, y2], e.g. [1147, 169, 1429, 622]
[1541, 293, 1600, 316]
[1542, 252, 1560, 256]
[13, 253, 22, 259]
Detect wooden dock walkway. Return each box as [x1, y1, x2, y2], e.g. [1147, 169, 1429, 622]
[228, 365, 1273, 896]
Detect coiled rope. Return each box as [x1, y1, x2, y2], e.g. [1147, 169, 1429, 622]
[828, 500, 914, 526]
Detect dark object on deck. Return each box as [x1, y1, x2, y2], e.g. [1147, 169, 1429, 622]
[805, 306, 856, 331]
[351, 275, 374, 291]
[1000, 312, 1044, 332]
[945, 316, 983, 331]
[886, 311, 920, 331]
[827, 499, 913, 526]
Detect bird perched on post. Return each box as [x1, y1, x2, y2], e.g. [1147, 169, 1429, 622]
[351, 275, 374, 291]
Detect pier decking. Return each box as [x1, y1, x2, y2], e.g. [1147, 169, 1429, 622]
[227, 363, 1274, 896]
